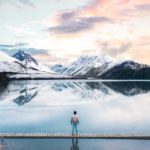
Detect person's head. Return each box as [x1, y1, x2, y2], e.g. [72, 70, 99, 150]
[74, 111, 77, 115]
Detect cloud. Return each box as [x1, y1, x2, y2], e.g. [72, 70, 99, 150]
[0, 44, 14, 48]
[18, 0, 34, 7]
[99, 42, 132, 57]
[0, 43, 29, 49]
[5, 25, 37, 37]
[48, 16, 113, 34]
[46, 0, 147, 36]
[22, 48, 49, 55]
[0, 0, 34, 8]
[44, 0, 150, 36]
[59, 11, 77, 22]
[135, 3, 150, 11]
[0, 42, 49, 57]
[15, 42, 29, 47]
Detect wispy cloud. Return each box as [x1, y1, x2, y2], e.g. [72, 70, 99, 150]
[0, 42, 49, 56]
[15, 42, 29, 47]
[46, 0, 147, 36]
[0, 0, 34, 9]
[48, 16, 113, 34]
[22, 48, 49, 55]
[98, 41, 132, 57]
[59, 11, 77, 22]
[0, 42, 28, 48]
[5, 25, 37, 37]
[18, 0, 34, 7]
[135, 3, 150, 11]
[0, 44, 14, 48]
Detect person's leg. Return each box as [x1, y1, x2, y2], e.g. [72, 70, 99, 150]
[75, 124, 78, 135]
[72, 124, 74, 135]
[72, 124, 76, 135]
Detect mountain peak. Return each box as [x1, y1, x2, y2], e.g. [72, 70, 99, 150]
[72, 55, 113, 67]
[63, 55, 113, 76]
[50, 64, 67, 73]
[13, 50, 38, 65]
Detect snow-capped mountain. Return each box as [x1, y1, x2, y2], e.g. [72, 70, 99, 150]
[0, 50, 150, 80]
[13, 50, 38, 65]
[61, 55, 150, 79]
[50, 64, 67, 73]
[62, 55, 113, 77]
[13, 50, 52, 73]
[0, 51, 27, 73]
[0, 51, 68, 80]
[99, 60, 150, 79]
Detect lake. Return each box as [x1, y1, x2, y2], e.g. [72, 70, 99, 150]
[0, 80, 150, 149]
[1, 139, 150, 150]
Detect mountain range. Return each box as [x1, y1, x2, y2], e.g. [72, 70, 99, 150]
[51, 55, 150, 79]
[0, 50, 150, 80]
[0, 50, 67, 81]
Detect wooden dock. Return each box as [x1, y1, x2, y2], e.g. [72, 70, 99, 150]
[0, 133, 150, 140]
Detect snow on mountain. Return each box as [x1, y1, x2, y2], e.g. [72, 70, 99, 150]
[60, 55, 150, 79]
[50, 64, 67, 73]
[62, 55, 113, 76]
[13, 50, 53, 73]
[0, 51, 17, 62]
[0, 51, 68, 79]
[7, 72, 68, 79]
[0, 51, 27, 73]
[1, 50, 149, 79]
[98, 60, 150, 79]
[98, 60, 144, 76]
[0, 51, 48, 73]
[13, 50, 38, 65]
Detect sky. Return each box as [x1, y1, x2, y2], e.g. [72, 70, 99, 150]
[0, 0, 149, 65]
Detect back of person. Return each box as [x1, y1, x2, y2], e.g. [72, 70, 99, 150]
[71, 115, 79, 124]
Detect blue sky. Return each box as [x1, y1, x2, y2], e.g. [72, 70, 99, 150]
[0, 0, 150, 64]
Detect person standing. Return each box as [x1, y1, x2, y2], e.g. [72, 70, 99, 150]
[71, 111, 79, 135]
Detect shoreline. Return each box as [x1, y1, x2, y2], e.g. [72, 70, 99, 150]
[0, 72, 150, 82]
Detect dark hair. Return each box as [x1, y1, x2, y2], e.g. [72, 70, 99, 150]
[74, 111, 77, 115]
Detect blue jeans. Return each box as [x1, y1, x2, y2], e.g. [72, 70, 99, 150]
[72, 123, 78, 135]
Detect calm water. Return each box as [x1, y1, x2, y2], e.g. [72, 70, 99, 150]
[1, 139, 150, 150]
[0, 80, 150, 149]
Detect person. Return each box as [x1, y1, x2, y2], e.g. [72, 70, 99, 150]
[71, 111, 79, 135]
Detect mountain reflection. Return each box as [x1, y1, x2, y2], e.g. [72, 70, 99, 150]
[103, 82, 150, 96]
[0, 80, 150, 105]
[51, 82, 109, 100]
[13, 88, 38, 106]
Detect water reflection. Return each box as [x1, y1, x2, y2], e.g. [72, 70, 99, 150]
[103, 82, 150, 96]
[1, 138, 150, 150]
[71, 138, 79, 150]
[0, 81, 150, 105]
[13, 88, 38, 106]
